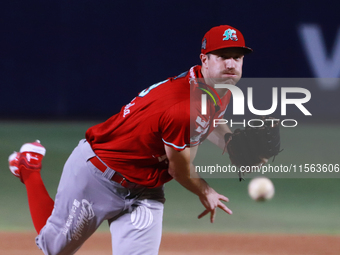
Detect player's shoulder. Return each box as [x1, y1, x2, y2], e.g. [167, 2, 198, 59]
[171, 70, 190, 81]
[167, 69, 190, 88]
[152, 69, 192, 100]
[135, 66, 202, 114]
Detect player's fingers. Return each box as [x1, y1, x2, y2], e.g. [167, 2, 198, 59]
[218, 202, 233, 215]
[198, 209, 209, 219]
[218, 194, 229, 202]
[210, 209, 216, 223]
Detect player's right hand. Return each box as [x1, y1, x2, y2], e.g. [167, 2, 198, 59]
[197, 187, 232, 223]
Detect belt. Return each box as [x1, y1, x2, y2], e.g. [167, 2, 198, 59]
[89, 156, 140, 189]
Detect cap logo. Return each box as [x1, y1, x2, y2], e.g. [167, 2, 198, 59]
[201, 38, 207, 50]
[223, 29, 238, 41]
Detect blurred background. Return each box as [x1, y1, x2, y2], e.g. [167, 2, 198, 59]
[0, 0, 339, 235]
[1, 0, 340, 119]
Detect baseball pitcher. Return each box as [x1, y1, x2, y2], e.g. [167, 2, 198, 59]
[9, 25, 254, 255]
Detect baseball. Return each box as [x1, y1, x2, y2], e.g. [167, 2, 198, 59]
[248, 177, 275, 201]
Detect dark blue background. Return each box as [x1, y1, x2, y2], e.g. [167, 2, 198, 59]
[1, 0, 339, 120]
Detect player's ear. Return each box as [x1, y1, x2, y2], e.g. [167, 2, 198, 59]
[200, 53, 208, 68]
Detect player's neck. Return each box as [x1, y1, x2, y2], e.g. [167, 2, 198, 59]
[214, 88, 229, 98]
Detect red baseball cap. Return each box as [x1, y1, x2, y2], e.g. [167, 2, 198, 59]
[201, 25, 252, 54]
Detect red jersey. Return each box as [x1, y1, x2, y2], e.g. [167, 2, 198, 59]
[86, 65, 231, 188]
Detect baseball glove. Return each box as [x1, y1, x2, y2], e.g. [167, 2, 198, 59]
[225, 118, 281, 181]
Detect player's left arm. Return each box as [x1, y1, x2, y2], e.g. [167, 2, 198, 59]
[206, 123, 232, 150]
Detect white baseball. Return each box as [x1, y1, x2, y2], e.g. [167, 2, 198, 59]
[248, 177, 275, 201]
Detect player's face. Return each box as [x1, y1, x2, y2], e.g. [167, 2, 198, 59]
[200, 48, 244, 86]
